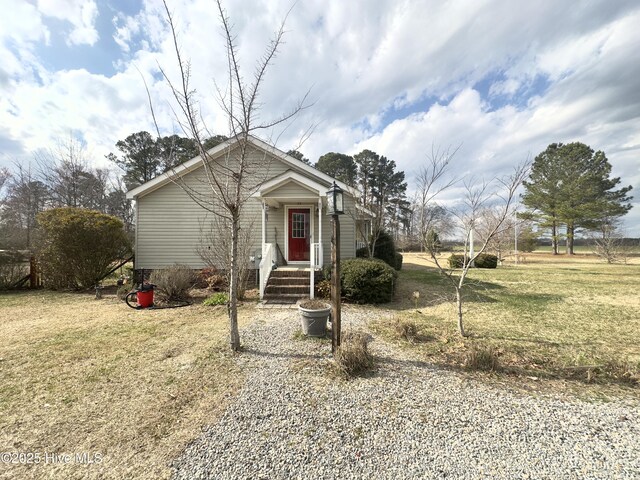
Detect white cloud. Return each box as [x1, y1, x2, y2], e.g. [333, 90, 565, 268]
[1, 0, 639, 233]
[112, 14, 138, 53]
[36, 0, 99, 46]
[0, 0, 49, 85]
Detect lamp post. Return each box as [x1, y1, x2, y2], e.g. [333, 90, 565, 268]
[326, 181, 344, 354]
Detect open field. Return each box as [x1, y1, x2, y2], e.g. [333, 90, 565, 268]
[373, 252, 640, 398]
[0, 290, 250, 479]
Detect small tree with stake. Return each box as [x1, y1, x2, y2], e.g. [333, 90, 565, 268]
[155, 0, 310, 351]
[418, 160, 529, 337]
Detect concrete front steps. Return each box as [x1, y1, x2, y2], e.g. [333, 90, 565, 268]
[262, 268, 319, 304]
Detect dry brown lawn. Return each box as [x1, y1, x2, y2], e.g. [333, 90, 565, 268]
[0, 290, 252, 479]
[373, 251, 640, 398]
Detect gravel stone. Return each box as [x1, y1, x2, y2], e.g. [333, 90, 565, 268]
[171, 306, 640, 479]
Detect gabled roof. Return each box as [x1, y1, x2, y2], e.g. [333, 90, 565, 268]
[125, 135, 352, 200]
[257, 170, 328, 197]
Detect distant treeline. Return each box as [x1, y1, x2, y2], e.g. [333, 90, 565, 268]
[397, 237, 639, 252]
[537, 237, 639, 247]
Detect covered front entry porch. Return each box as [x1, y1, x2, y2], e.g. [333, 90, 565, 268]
[255, 171, 328, 300]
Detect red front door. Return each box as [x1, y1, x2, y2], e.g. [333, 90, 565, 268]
[288, 208, 310, 261]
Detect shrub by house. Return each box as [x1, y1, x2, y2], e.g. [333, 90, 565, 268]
[341, 258, 397, 303]
[36, 208, 131, 289]
[356, 230, 403, 270]
[149, 264, 197, 302]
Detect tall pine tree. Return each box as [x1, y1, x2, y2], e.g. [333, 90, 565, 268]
[522, 144, 566, 254]
[106, 131, 161, 189]
[316, 152, 357, 186]
[354, 150, 407, 254]
[523, 142, 632, 254]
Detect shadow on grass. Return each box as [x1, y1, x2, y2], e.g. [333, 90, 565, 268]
[473, 333, 565, 347]
[391, 265, 507, 311]
[496, 292, 563, 310]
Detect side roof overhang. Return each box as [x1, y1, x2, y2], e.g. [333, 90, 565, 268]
[125, 135, 353, 200]
[355, 204, 375, 218]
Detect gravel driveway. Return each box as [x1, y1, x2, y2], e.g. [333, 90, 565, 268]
[172, 307, 639, 479]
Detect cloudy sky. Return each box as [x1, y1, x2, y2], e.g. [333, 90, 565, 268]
[1, 0, 639, 234]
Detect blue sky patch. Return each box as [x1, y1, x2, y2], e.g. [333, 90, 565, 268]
[474, 70, 551, 111]
[379, 93, 440, 128]
[34, 0, 143, 76]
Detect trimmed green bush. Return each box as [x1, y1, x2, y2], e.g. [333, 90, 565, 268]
[394, 252, 403, 270]
[36, 208, 131, 289]
[340, 258, 397, 304]
[448, 253, 498, 269]
[475, 253, 498, 269]
[355, 246, 369, 258]
[372, 231, 397, 269]
[448, 254, 468, 268]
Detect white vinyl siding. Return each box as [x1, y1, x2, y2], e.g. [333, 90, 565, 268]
[320, 194, 356, 265]
[134, 145, 358, 269]
[266, 181, 318, 198]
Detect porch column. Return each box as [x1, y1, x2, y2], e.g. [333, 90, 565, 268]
[317, 197, 323, 267]
[261, 201, 266, 253]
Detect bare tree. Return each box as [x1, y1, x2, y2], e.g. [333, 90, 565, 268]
[0, 167, 9, 193]
[414, 145, 458, 249]
[476, 208, 515, 264]
[592, 217, 627, 264]
[423, 164, 529, 337]
[197, 216, 255, 298]
[1, 162, 49, 249]
[36, 137, 110, 210]
[157, 0, 309, 351]
[104, 176, 134, 233]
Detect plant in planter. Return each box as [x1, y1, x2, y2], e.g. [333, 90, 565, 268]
[298, 298, 331, 337]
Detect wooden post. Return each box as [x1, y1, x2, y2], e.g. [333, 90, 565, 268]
[331, 214, 341, 354]
[29, 256, 37, 289]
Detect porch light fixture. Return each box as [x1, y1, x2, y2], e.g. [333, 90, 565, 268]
[326, 182, 344, 215]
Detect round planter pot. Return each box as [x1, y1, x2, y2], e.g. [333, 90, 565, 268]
[298, 305, 330, 337]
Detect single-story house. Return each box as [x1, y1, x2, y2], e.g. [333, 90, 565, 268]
[126, 135, 371, 301]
